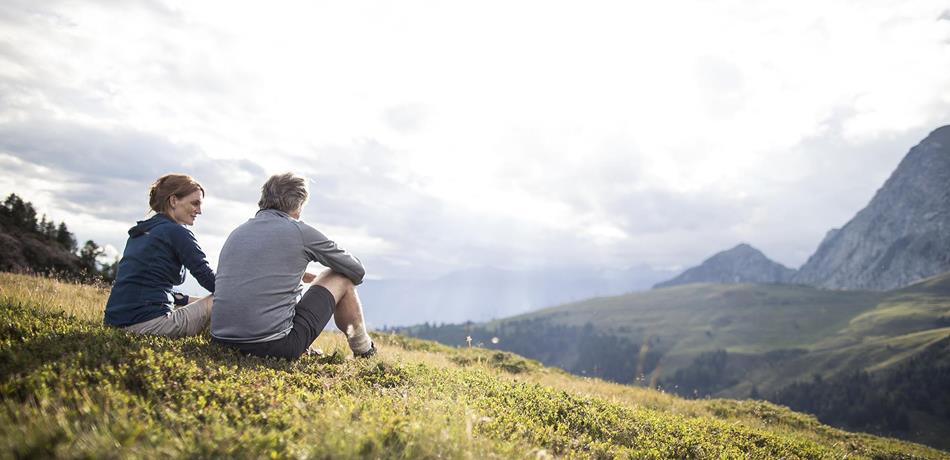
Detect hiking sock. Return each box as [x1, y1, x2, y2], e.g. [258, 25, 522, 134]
[346, 323, 372, 355]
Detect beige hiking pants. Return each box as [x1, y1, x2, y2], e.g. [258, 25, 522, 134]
[122, 295, 214, 337]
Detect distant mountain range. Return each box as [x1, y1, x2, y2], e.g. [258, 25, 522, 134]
[655, 125, 950, 291]
[358, 265, 677, 328]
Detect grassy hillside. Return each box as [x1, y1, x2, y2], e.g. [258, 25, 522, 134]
[1, 272, 947, 458]
[400, 274, 950, 450]
[426, 275, 950, 389]
[510, 282, 887, 355]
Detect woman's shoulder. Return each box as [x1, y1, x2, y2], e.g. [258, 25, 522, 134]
[150, 218, 198, 242]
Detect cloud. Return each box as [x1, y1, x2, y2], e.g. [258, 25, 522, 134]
[694, 56, 746, 118]
[0, 118, 266, 229]
[0, 119, 183, 181]
[1, 0, 949, 285]
[383, 104, 427, 133]
[286, 136, 759, 277]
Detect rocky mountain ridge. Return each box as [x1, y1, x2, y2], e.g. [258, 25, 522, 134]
[793, 125, 950, 290]
[655, 125, 950, 291]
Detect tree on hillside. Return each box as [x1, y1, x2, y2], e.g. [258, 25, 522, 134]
[39, 215, 57, 240]
[99, 257, 119, 283]
[79, 240, 116, 283]
[79, 240, 104, 274]
[1, 193, 114, 284]
[772, 338, 950, 437]
[39, 215, 49, 236]
[662, 349, 733, 398]
[0, 193, 38, 232]
[56, 222, 77, 252]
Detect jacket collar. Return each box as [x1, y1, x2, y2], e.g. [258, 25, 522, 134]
[256, 208, 293, 219]
[128, 213, 175, 237]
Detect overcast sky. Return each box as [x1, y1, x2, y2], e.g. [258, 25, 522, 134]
[1, 0, 949, 284]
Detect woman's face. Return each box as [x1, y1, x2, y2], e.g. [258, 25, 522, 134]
[167, 190, 203, 226]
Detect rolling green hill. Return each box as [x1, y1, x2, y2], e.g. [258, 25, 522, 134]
[401, 273, 950, 449]
[2, 272, 948, 458]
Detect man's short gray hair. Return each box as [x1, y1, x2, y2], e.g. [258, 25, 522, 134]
[258, 172, 309, 214]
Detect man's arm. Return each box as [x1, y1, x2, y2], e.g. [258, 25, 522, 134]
[297, 222, 366, 285]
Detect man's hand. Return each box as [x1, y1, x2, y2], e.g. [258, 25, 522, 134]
[302, 272, 317, 284]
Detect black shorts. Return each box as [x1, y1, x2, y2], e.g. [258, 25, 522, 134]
[213, 285, 335, 360]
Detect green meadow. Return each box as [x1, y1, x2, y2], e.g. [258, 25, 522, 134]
[475, 274, 950, 392]
[1, 272, 947, 458]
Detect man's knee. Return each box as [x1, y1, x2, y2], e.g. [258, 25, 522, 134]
[312, 271, 353, 303]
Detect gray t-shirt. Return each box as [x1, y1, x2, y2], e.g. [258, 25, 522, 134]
[210, 209, 365, 343]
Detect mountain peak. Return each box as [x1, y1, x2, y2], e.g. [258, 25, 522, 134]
[722, 242, 758, 255]
[928, 124, 950, 138]
[654, 243, 795, 289]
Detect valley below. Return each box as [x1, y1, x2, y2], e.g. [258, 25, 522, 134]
[398, 273, 950, 450]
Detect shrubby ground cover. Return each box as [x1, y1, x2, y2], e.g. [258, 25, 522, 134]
[404, 277, 950, 450]
[1, 272, 947, 459]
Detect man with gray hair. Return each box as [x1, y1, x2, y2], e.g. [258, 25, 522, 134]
[211, 172, 375, 359]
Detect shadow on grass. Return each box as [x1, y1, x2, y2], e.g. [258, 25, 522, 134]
[0, 302, 350, 402]
[0, 326, 142, 400]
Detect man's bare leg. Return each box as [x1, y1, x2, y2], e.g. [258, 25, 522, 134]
[312, 270, 373, 355]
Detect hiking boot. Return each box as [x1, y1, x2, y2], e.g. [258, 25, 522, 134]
[355, 342, 377, 359]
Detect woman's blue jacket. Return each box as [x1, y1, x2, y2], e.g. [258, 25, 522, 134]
[104, 213, 215, 327]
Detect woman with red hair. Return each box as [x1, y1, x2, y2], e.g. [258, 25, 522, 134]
[104, 173, 215, 336]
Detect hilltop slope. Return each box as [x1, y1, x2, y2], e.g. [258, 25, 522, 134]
[404, 273, 950, 450]
[407, 282, 888, 381]
[794, 125, 950, 290]
[1, 272, 945, 458]
[475, 272, 950, 384]
[654, 243, 796, 288]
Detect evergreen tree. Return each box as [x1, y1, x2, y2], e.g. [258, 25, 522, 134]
[39, 215, 56, 239]
[79, 240, 103, 274]
[1, 193, 38, 231]
[1, 193, 116, 284]
[0, 193, 19, 224]
[23, 202, 37, 232]
[56, 222, 77, 252]
[43, 220, 56, 239]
